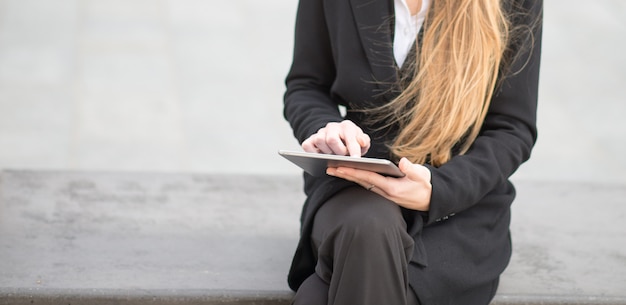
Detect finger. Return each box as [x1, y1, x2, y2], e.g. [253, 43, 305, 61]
[324, 125, 349, 155]
[330, 166, 390, 190]
[338, 121, 366, 157]
[313, 131, 334, 154]
[302, 138, 321, 153]
[327, 167, 396, 203]
[327, 168, 370, 190]
[399, 157, 430, 182]
[343, 129, 363, 157]
[358, 133, 371, 155]
[398, 158, 417, 179]
[368, 184, 388, 197]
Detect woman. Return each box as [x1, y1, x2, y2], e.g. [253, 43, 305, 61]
[283, 0, 542, 304]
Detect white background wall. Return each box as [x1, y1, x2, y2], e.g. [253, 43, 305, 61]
[0, 0, 625, 184]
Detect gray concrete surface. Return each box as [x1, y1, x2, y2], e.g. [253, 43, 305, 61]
[1, 170, 626, 304]
[0, 1, 625, 184]
[0, 170, 300, 304]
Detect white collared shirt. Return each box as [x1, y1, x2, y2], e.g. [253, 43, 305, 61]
[393, 0, 430, 67]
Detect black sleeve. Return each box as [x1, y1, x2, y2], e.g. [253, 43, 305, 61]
[283, 0, 343, 144]
[424, 0, 543, 224]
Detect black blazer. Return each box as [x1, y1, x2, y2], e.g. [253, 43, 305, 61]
[283, 0, 543, 303]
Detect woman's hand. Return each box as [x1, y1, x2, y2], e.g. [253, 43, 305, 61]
[326, 157, 432, 211]
[302, 120, 371, 157]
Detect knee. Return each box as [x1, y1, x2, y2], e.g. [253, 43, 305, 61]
[293, 274, 328, 305]
[313, 188, 413, 252]
[337, 199, 406, 243]
[327, 199, 414, 265]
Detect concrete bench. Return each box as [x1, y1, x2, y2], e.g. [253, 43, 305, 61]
[0, 170, 625, 305]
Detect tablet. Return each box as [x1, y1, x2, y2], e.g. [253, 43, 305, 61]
[278, 150, 405, 178]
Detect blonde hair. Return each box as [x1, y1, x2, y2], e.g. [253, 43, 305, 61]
[384, 0, 510, 166]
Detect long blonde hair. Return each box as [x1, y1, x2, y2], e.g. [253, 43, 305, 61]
[385, 0, 510, 166]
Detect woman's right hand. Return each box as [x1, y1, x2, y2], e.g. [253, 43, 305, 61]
[302, 120, 371, 157]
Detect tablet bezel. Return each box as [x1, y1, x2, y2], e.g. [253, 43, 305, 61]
[278, 150, 405, 178]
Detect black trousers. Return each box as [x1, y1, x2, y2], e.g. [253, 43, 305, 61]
[293, 187, 420, 305]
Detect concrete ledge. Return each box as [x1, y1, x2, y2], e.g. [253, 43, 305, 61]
[1, 170, 625, 305]
[1, 289, 292, 305]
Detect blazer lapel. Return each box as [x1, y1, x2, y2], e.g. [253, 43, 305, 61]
[350, 0, 399, 100]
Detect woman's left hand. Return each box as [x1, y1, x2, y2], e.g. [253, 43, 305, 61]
[326, 157, 432, 211]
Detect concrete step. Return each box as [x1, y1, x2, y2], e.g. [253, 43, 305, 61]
[0, 170, 625, 304]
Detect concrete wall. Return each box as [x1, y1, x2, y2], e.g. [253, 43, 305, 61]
[0, 0, 625, 184]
